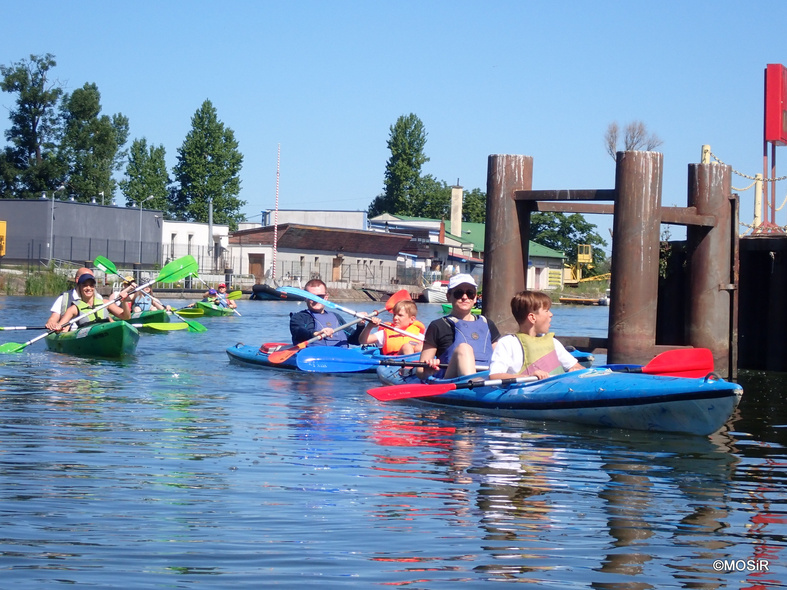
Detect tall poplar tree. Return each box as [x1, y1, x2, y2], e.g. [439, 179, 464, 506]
[120, 138, 171, 214]
[0, 53, 64, 198]
[60, 82, 129, 201]
[171, 100, 245, 230]
[368, 113, 429, 217]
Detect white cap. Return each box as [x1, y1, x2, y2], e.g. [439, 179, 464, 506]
[447, 273, 477, 290]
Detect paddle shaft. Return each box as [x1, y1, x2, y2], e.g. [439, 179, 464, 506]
[367, 375, 539, 401]
[267, 308, 386, 363]
[280, 287, 422, 340]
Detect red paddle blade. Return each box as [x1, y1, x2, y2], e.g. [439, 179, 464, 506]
[367, 382, 457, 401]
[268, 342, 306, 364]
[642, 348, 714, 378]
[385, 289, 412, 312]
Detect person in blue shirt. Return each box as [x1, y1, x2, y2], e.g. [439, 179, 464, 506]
[288, 279, 365, 347]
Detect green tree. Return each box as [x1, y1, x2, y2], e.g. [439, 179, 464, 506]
[60, 82, 129, 201]
[172, 100, 245, 230]
[462, 187, 487, 223]
[368, 113, 429, 217]
[0, 53, 65, 198]
[120, 138, 171, 215]
[530, 212, 608, 269]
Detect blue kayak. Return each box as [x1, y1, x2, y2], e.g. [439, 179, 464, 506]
[372, 368, 742, 436]
[226, 342, 395, 373]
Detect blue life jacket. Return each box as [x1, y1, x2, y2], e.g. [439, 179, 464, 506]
[436, 315, 492, 377]
[310, 310, 349, 347]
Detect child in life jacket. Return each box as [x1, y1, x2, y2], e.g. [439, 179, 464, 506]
[489, 290, 582, 380]
[358, 299, 425, 356]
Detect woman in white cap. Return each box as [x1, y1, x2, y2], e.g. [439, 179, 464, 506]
[416, 273, 500, 380]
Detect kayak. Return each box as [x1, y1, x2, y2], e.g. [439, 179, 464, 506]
[373, 368, 743, 436]
[128, 309, 170, 324]
[45, 321, 140, 358]
[226, 342, 403, 373]
[441, 303, 481, 315]
[196, 301, 236, 316]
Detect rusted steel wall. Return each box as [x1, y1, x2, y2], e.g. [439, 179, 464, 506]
[686, 162, 734, 378]
[608, 151, 663, 364]
[482, 155, 533, 335]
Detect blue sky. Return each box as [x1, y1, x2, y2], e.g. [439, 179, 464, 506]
[2, 1, 786, 250]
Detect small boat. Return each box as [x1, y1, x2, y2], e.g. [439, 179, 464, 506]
[250, 284, 308, 301]
[196, 301, 236, 316]
[226, 342, 387, 372]
[372, 368, 742, 436]
[45, 321, 140, 358]
[421, 280, 448, 303]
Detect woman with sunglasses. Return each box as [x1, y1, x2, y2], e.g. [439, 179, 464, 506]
[416, 273, 500, 380]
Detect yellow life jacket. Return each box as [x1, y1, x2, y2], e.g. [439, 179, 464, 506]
[73, 294, 107, 327]
[381, 320, 425, 355]
[516, 332, 565, 377]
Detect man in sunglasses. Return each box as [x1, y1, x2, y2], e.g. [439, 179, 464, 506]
[289, 278, 365, 347]
[416, 273, 500, 380]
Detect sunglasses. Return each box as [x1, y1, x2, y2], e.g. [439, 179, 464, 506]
[452, 289, 477, 299]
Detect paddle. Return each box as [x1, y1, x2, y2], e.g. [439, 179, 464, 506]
[267, 289, 412, 364]
[295, 347, 489, 373]
[279, 287, 423, 340]
[0, 255, 198, 353]
[604, 347, 714, 378]
[191, 274, 242, 316]
[367, 348, 716, 402]
[0, 323, 185, 332]
[93, 256, 207, 333]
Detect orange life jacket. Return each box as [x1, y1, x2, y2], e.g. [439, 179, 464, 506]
[381, 320, 425, 355]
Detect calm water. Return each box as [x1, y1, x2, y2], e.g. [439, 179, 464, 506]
[0, 297, 784, 589]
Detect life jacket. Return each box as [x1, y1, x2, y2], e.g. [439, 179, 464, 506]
[436, 315, 493, 377]
[135, 292, 153, 312]
[59, 289, 80, 315]
[216, 294, 229, 308]
[73, 294, 108, 327]
[381, 321, 425, 355]
[310, 310, 348, 347]
[516, 332, 565, 377]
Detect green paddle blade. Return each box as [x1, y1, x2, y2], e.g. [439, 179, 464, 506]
[156, 255, 198, 284]
[182, 319, 208, 333]
[175, 308, 204, 318]
[0, 342, 25, 353]
[227, 290, 243, 300]
[132, 322, 188, 333]
[93, 255, 118, 276]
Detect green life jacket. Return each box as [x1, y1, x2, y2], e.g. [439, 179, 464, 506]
[515, 332, 565, 377]
[73, 294, 107, 327]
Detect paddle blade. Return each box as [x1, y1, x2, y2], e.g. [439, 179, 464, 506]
[175, 308, 204, 317]
[227, 290, 243, 300]
[384, 289, 412, 312]
[295, 349, 374, 373]
[133, 322, 188, 333]
[182, 318, 208, 333]
[156, 255, 199, 284]
[0, 342, 25, 353]
[93, 256, 117, 276]
[268, 343, 307, 364]
[367, 382, 458, 401]
[642, 348, 714, 378]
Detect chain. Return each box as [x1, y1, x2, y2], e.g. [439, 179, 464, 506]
[710, 151, 787, 183]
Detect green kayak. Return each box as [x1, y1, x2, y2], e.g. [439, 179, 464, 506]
[128, 309, 170, 324]
[441, 303, 481, 315]
[196, 301, 236, 316]
[45, 321, 140, 358]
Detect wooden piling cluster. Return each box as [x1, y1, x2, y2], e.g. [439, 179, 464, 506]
[482, 152, 738, 379]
